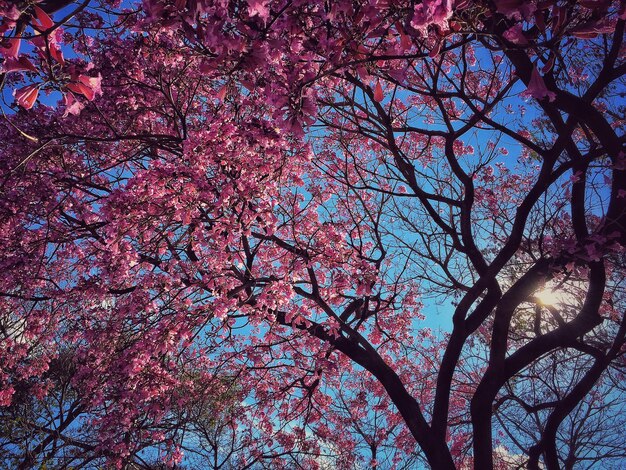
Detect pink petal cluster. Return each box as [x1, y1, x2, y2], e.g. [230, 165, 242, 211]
[523, 66, 556, 102]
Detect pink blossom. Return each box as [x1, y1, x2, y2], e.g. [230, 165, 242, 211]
[523, 66, 556, 102]
[62, 92, 85, 116]
[32, 5, 55, 31]
[247, 0, 270, 21]
[0, 37, 20, 58]
[2, 56, 37, 73]
[14, 84, 40, 109]
[503, 24, 528, 44]
[373, 80, 384, 102]
[494, 0, 536, 19]
[411, 0, 453, 35]
[67, 74, 103, 101]
[0, 387, 14, 406]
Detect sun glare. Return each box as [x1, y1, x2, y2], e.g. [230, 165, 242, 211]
[534, 281, 585, 307]
[535, 288, 561, 306]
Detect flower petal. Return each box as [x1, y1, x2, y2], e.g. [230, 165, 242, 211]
[373, 80, 384, 102]
[14, 84, 40, 109]
[33, 6, 55, 31]
[0, 37, 21, 58]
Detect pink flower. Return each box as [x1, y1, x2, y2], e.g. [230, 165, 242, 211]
[14, 84, 40, 109]
[247, 0, 270, 21]
[373, 80, 384, 102]
[62, 92, 86, 116]
[503, 24, 528, 45]
[2, 56, 37, 73]
[584, 243, 601, 262]
[494, 0, 536, 19]
[67, 74, 102, 101]
[571, 19, 615, 39]
[50, 43, 65, 64]
[32, 5, 55, 31]
[0, 37, 21, 58]
[523, 66, 556, 102]
[0, 387, 14, 406]
[411, 0, 453, 35]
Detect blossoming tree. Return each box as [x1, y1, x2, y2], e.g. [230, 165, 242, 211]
[1, 0, 625, 468]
